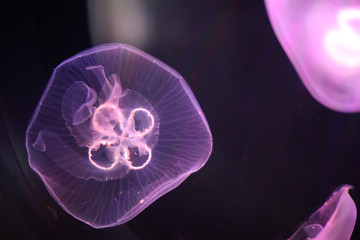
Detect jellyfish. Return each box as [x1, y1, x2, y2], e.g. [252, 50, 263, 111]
[25, 43, 213, 228]
[265, 0, 360, 112]
[287, 185, 357, 240]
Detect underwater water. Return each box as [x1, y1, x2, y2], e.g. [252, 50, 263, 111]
[1, 0, 360, 239]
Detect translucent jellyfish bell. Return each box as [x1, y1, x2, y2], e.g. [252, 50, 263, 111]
[265, 0, 360, 112]
[26, 44, 212, 228]
[288, 185, 357, 240]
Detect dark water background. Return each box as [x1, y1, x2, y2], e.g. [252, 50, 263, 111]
[1, 0, 360, 239]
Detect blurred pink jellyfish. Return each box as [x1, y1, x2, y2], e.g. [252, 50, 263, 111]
[265, 0, 360, 112]
[288, 185, 357, 240]
[26, 44, 213, 228]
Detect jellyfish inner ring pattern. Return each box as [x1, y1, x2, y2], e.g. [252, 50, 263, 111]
[325, 8, 360, 68]
[88, 104, 155, 170]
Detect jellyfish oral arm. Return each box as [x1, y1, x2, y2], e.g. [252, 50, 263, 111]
[86, 76, 156, 171]
[61, 65, 157, 172]
[324, 8, 360, 68]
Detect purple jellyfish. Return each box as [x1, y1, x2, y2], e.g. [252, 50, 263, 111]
[265, 0, 360, 112]
[26, 43, 213, 228]
[288, 185, 357, 240]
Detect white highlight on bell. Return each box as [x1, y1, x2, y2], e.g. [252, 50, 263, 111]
[325, 8, 360, 68]
[87, 0, 154, 49]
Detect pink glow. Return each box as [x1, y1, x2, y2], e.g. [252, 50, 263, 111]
[325, 9, 360, 68]
[265, 0, 360, 112]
